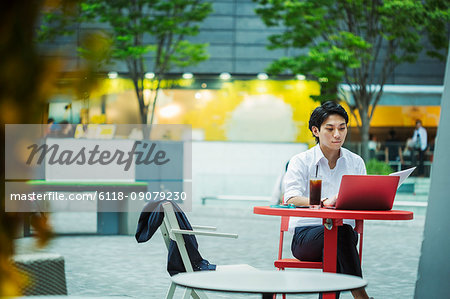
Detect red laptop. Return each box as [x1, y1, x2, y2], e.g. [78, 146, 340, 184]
[334, 175, 400, 210]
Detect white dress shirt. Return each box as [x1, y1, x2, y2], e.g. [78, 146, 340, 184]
[284, 145, 366, 232]
[412, 126, 427, 151]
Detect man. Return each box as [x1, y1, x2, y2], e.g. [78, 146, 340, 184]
[411, 120, 427, 176]
[284, 101, 372, 299]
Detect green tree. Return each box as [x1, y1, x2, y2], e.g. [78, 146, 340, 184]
[254, 0, 449, 161]
[39, 0, 212, 125]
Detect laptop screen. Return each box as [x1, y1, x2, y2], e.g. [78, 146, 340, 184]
[335, 175, 400, 210]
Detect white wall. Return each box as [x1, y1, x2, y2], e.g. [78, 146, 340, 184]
[43, 139, 309, 204]
[191, 141, 307, 201]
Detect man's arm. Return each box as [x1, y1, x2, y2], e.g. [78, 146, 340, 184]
[283, 156, 308, 205]
[412, 129, 418, 144]
[287, 195, 337, 207]
[422, 128, 428, 150]
[285, 195, 309, 206]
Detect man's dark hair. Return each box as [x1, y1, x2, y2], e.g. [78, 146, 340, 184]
[308, 101, 349, 143]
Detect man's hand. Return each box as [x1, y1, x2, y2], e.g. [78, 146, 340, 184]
[322, 195, 338, 207]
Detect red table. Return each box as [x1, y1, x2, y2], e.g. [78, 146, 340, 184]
[253, 206, 413, 299]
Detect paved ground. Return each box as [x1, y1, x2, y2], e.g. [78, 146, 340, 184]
[17, 203, 425, 299]
[15, 200, 427, 299]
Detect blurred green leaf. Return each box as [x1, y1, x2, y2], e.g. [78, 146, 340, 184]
[366, 159, 393, 175]
[37, 0, 213, 124]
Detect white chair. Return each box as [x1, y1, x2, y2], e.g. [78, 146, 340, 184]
[160, 202, 256, 299]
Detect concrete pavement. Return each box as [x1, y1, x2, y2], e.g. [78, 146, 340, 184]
[15, 202, 426, 298]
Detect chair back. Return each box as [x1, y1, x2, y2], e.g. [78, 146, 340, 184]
[278, 216, 290, 260]
[278, 195, 290, 260]
[280, 216, 290, 232]
[160, 218, 171, 250]
[161, 202, 194, 272]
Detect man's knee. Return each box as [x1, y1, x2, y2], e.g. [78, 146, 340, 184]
[338, 225, 358, 243]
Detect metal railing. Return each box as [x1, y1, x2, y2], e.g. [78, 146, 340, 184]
[344, 141, 433, 175]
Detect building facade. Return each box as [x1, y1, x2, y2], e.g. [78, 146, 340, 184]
[42, 0, 447, 148]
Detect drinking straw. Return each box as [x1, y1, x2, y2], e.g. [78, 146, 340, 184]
[315, 164, 318, 178]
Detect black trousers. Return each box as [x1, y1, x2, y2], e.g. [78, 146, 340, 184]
[417, 149, 425, 176]
[291, 224, 362, 299]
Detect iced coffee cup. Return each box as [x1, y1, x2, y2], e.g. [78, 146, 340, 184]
[309, 176, 322, 209]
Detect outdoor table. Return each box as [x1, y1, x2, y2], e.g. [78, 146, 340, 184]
[171, 269, 368, 298]
[253, 206, 413, 299]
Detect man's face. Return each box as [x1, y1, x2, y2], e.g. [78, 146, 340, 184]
[416, 121, 422, 129]
[312, 114, 347, 150]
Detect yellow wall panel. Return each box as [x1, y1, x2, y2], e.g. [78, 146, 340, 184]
[346, 105, 441, 127]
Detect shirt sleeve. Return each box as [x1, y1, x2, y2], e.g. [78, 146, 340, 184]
[421, 128, 427, 150]
[357, 156, 367, 175]
[283, 156, 308, 201]
[270, 171, 284, 205]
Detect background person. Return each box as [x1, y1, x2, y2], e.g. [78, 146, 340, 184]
[403, 137, 414, 162]
[384, 129, 404, 167]
[48, 120, 74, 138]
[284, 101, 371, 299]
[411, 119, 427, 176]
[44, 118, 55, 137]
[368, 134, 380, 160]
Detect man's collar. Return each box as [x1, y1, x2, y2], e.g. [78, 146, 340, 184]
[313, 144, 345, 165]
[313, 144, 325, 165]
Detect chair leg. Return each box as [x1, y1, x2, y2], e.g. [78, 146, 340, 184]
[181, 288, 209, 299]
[192, 289, 209, 299]
[191, 290, 200, 299]
[165, 282, 176, 299]
[182, 288, 192, 299]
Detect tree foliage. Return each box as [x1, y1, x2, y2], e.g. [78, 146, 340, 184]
[39, 0, 213, 125]
[254, 0, 449, 160]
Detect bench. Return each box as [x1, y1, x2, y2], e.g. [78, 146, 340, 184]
[201, 195, 271, 205]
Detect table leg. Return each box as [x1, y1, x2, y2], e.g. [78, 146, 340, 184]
[322, 218, 343, 299]
[355, 220, 364, 264]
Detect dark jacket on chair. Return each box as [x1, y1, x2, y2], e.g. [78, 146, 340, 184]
[135, 200, 216, 276]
